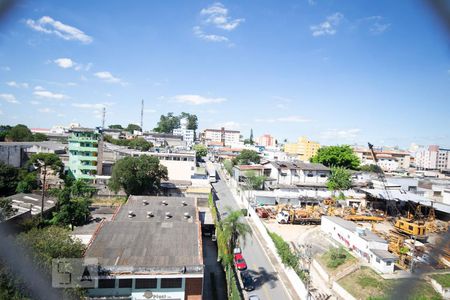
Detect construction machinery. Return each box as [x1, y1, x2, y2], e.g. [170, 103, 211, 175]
[276, 207, 322, 225]
[368, 143, 429, 240]
[344, 214, 384, 222]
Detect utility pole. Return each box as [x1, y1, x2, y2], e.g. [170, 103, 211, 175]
[140, 99, 144, 131]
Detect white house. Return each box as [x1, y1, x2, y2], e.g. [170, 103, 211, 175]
[173, 118, 195, 146]
[321, 216, 397, 274]
[263, 161, 330, 187]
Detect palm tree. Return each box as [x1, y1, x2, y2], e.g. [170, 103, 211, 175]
[218, 207, 252, 297]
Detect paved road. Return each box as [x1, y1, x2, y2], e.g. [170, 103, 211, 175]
[212, 170, 291, 300]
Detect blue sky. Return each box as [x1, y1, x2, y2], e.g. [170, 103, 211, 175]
[0, 0, 448, 148]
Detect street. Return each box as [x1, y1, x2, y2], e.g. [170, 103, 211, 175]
[211, 170, 291, 300]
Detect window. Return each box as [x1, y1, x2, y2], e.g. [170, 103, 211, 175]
[307, 173, 314, 177]
[387, 261, 392, 266]
[135, 279, 157, 289]
[98, 279, 115, 288]
[118, 279, 132, 288]
[376, 258, 381, 263]
[161, 278, 182, 289]
[408, 225, 413, 231]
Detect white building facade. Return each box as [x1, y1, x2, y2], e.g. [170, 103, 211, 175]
[415, 145, 450, 171]
[321, 216, 397, 274]
[173, 119, 195, 146]
[203, 128, 240, 146]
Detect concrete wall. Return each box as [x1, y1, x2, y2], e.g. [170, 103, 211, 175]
[159, 160, 195, 181]
[332, 281, 356, 300]
[0, 144, 25, 167]
[430, 276, 450, 299]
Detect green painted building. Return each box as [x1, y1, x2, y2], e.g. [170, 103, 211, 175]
[68, 128, 100, 181]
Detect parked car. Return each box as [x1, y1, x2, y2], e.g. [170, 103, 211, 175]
[234, 253, 247, 270]
[248, 295, 260, 300]
[240, 271, 254, 291]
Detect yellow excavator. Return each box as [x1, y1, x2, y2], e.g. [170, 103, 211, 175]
[368, 143, 428, 241]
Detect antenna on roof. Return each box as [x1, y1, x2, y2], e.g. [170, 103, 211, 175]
[102, 106, 106, 128]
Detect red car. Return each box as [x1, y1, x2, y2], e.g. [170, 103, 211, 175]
[234, 253, 247, 270]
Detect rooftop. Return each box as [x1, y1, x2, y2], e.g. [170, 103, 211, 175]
[371, 249, 398, 261]
[270, 161, 330, 171]
[84, 196, 203, 274]
[322, 216, 386, 243]
[236, 165, 264, 170]
[5, 192, 56, 216]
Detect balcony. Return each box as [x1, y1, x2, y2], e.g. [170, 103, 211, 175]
[69, 136, 98, 143]
[69, 145, 98, 152]
[76, 155, 98, 161]
[79, 165, 97, 171]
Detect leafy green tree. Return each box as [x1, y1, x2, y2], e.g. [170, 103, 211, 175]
[360, 164, 382, 173]
[245, 171, 266, 190]
[125, 123, 142, 132]
[109, 155, 168, 196]
[0, 125, 12, 141]
[16, 171, 38, 193]
[32, 133, 48, 142]
[311, 145, 360, 169]
[327, 167, 352, 195]
[0, 162, 19, 196]
[108, 124, 123, 129]
[28, 153, 63, 218]
[233, 149, 260, 165]
[128, 137, 152, 151]
[154, 112, 181, 133]
[51, 180, 94, 230]
[5, 124, 33, 142]
[249, 128, 254, 145]
[219, 208, 252, 258]
[0, 197, 15, 221]
[193, 144, 207, 160]
[180, 112, 198, 132]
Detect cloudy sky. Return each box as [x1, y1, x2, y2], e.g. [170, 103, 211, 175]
[0, 1, 448, 147]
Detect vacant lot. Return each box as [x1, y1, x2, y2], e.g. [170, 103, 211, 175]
[338, 267, 442, 300]
[317, 247, 357, 274]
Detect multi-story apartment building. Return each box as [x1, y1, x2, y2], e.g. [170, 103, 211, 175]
[203, 127, 240, 146]
[415, 145, 450, 171]
[173, 119, 195, 145]
[283, 136, 320, 161]
[353, 147, 411, 172]
[85, 196, 204, 300]
[256, 134, 275, 147]
[263, 160, 331, 187]
[68, 128, 100, 181]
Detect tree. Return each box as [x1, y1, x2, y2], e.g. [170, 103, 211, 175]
[327, 167, 352, 196]
[360, 164, 382, 173]
[28, 153, 63, 218]
[0, 162, 19, 196]
[154, 112, 180, 133]
[244, 171, 266, 190]
[193, 144, 207, 160]
[109, 155, 168, 196]
[180, 112, 198, 133]
[5, 124, 33, 142]
[311, 145, 360, 169]
[233, 149, 260, 165]
[219, 208, 252, 259]
[125, 123, 142, 132]
[0, 197, 15, 221]
[128, 137, 152, 151]
[0, 125, 12, 141]
[108, 124, 123, 129]
[249, 129, 254, 145]
[16, 171, 38, 193]
[50, 180, 94, 230]
[33, 133, 48, 142]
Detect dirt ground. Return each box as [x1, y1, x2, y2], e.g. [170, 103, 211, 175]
[263, 218, 333, 257]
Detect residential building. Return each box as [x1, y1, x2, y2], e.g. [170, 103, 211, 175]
[85, 196, 203, 300]
[105, 145, 196, 181]
[143, 132, 184, 148]
[321, 216, 397, 274]
[256, 134, 275, 147]
[68, 128, 101, 181]
[261, 149, 289, 161]
[0, 141, 66, 168]
[353, 146, 411, 171]
[415, 145, 450, 171]
[203, 127, 240, 147]
[283, 136, 320, 161]
[263, 160, 331, 188]
[173, 118, 195, 145]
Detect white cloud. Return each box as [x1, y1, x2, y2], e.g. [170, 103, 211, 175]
[33, 88, 68, 100]
[0, 93, 19, 104]
[370, 22, 391, 35]
[358, 16, 391, 35]
[72, 103, 106, 109]
[254, 115, 310, 123]
[30, 100, 40, 105]
[310, 13, 343, 37]
[94, 71, 124, 84]
[216, 121, 240, 130]
[6, 81, 29, 88]
[174, 94, 226, 105]
[193, 26, 229, 42]
[54, 58, 74, 68]
[38, 107, 53, 113]
[321, 128, 361, 140]
[200, 2, 244, 31]
[25, 16, 93, 44]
